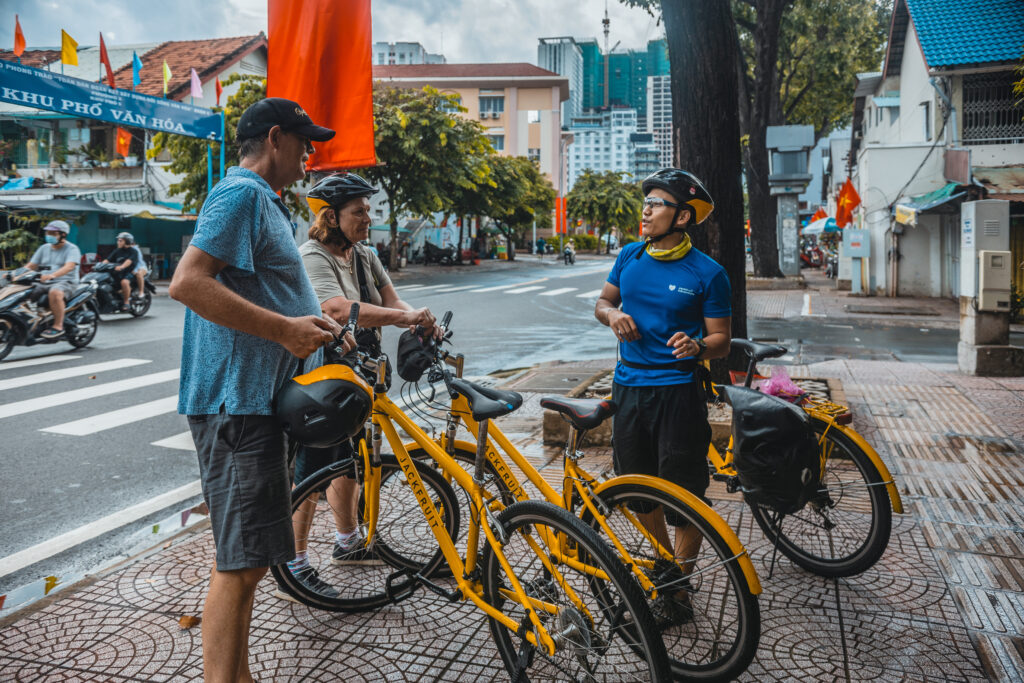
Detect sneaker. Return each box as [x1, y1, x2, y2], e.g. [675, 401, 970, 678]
[331, 534, 384, 566]
[273, 565, 339, 603]
[40, 328, 65, 340]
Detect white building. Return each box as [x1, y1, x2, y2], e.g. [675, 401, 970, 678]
[567, 108, 653, 189]
[372, 42, 445, 66]
[645, 74, 672, 164]
[845, 0, 1024, 298]
[537, 37, 584, 126]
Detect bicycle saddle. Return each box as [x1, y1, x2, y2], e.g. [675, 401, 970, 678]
[731, 338, 787, 362]
[540, 396, 617, 431]
[449, 378, 523, 421]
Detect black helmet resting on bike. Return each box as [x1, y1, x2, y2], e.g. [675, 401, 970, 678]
[306, 173, 379, 248]
[641, 168, 714, 244]
[274, 364, 373, 448]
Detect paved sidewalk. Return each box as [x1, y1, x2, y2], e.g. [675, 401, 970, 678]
[1, 357, 1022, 681]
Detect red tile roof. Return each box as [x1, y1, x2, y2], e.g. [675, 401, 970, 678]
[373, 63, 561, 79]
[109, 34, 266, 100]
[0, 49, 62, 68]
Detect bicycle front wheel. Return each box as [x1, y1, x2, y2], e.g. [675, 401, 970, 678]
[748, 417, 892, 577]
[583, 481, 760, 682]
[482, 500, 671, 682]
[270, 454, 460, 612]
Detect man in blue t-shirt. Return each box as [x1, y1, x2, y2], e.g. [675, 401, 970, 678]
[169, 97, 343, 682]
[595, 168, 732, 624]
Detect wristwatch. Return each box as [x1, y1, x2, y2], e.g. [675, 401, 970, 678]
[693, 338, 707, 359]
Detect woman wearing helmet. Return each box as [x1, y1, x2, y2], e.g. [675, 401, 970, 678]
[276, 173, 441, 599]
[594, 168, 731, 624]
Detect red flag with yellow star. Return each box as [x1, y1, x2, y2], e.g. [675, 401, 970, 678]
[835, 179, 861, 228]
[116, 128, 131, 158]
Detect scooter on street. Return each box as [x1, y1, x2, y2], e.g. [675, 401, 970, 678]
[0, 268, 100, 361]
[84, 262, 156, 318]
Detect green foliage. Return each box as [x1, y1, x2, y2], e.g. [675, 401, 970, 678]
[1014, 51, 1024, 117]
[477, 155, 556, 259]
[566, 170, 642, 248]
[149, 74, 308, 218]
[1011, 283, 1024, 323]
[0, 227, 41, 269]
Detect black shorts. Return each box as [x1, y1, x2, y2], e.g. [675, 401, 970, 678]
[293, 440, 356, 491]
[611, 381, 712, 527]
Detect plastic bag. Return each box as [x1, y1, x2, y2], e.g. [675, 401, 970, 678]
[759, 367, 806, 404]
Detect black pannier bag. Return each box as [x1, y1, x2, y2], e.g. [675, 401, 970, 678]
[396, 329, 434, 382]
[718, 385, 821, 515]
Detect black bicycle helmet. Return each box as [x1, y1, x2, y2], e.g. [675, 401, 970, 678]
[306, 172, 379, 215]
[274, 364, 373, 448]
[641, 168, 715, 244]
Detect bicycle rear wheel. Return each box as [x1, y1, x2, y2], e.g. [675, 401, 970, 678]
[482, 500, 671, 682]
[582, 481, 760, 682]
[748, 417, 892, 577]
[270, 454, 459, 611]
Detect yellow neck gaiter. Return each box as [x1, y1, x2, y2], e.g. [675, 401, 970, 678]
[645, 233, 692, 261]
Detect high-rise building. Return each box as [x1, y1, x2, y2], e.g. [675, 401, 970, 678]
[646, 75, 672, 165]
[569, 38, 668, 128]
[537, 37, 584, 123]
[578, 39, 604, 111]
[566, 108, 654, 189]
[372, 42, 446, 65]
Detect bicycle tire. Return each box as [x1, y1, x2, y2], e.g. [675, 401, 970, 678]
[748, 416, 892, 577]
[270, 454, 460, 612]
[582, 481, 760, 682]
[482, 500, 671, 682]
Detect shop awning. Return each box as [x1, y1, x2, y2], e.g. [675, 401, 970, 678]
[0, 197, 108, 214]
[894, 182, 965, 226]
[973, 166, 1024, 202]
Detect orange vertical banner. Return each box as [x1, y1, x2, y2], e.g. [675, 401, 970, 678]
[268, 0, 376, 170]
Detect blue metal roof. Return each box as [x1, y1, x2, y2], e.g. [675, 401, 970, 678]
[905, 0, 1024, 67]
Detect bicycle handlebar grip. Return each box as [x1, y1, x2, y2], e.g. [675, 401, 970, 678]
[441, 310, 453, 329]
[346, 302, 360, 331]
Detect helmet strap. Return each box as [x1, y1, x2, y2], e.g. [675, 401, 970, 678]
[645, 204, 687, 245]
[333, 208, 353, 250]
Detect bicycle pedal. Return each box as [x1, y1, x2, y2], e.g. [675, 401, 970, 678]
[413, 572, 462, 602]
[384, 569, 420, 603]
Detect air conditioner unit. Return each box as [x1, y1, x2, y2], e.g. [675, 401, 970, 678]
[492, 112, 502, 119]
[479, 111, 488, 119]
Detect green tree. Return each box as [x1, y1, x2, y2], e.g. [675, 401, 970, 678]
[435, 116, 496, 263]
[479, 155, 555, 261]
[149, 74, 309, 218]
[566, 170, 642, 253]
[0, 227, 40, 269]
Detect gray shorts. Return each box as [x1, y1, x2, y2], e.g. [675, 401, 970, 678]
[187, 412, 294, 571]
[40, 281, 75, 299]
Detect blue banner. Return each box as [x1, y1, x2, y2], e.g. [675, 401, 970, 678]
[0, 59, 222, 141]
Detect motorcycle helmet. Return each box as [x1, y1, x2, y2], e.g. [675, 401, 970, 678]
[43, 220, 70, 236]
[274, 364, 373, 448]
[116, 231, 135, 244]
[306, 173, 379, 215]
[642, 168, 715, 228]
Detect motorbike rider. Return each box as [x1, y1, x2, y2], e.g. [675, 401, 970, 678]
[24, 220, 82, 339]
[130, 238, 149, 298]
[100, 232, 140, 311]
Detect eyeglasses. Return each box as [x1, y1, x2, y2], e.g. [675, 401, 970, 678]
[643, 196, 679, 209]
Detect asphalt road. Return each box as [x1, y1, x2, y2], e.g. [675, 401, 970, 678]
[1, 252, 1018, 602]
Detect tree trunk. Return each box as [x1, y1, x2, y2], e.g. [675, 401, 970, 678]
[663, 0, 747, 377]
[505, 231, 516, 262]
[389, 215, 399, 271]
[745, 0, 789, 278]
[456, 215, 464, 264]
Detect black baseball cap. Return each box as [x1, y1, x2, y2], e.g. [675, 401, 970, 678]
[236, 97, 336, 142]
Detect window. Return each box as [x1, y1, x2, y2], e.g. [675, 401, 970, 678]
[962, 71, 1024, 144]
[528, 148, 541, 162]
[921, 101, 931, 141]
[479, 89, 505, 116]
[487, 135, 505, 151]
[441, 95, 462, 113]
[527, 110, 540, 124]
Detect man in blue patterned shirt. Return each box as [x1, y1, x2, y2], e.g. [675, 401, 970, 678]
[170, 98, 343, 683]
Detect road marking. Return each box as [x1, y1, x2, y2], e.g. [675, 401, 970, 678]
[0, 355, 80, 371]
[393, 284, 429, 291]
[539, 287, 578, 297]
[555, 266, 609, 279]
[0, 358, 151, 392]
[800, 293, 825, 317]
[152, 431, 196, 451]
[504, 285, 546, 294]
[469, 283, 519, 293]
[42, 395, 179, 435]
[430, 285, 478, 293]
[0, 369, 180, 420]
[576, 289, 604, 298]
[400, 284, 452, 292]
[0, 480, 203, 579]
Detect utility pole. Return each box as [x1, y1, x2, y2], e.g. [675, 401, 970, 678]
[603, 2, 610, 108]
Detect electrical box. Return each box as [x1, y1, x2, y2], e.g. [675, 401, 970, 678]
[960, 200, 1009, 298]
[842, 229, 871, 258]
[978, 250, 1012, 312]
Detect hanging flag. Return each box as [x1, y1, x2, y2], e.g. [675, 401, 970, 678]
[189, 68, 203, 99]
[99, 33, 115, 88]
[116, 127, 131, 157]
[215, 77, 223, 107]
[162, 60, 172, 96]
[835, 179, 862, 228]
[810, 206, 828, 222]
[60, 29, 78, 66]
[13, 15, 26, 57]
[132, 51, 143, 89]
[268, 0, 376, 170]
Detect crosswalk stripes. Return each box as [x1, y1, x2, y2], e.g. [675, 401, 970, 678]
[539, 287, 578, 297]
[430, 285, 478, 293]
[504, 285, 546, 294]
[0, 369, 180, 420]
[468, 283, 518, 293]
[42, 395, 178, 436]
[576, 289, 604, 298]
[152, 431, 195, 452]
[0, 355, 81, 371]
[0, 358, 151, 392]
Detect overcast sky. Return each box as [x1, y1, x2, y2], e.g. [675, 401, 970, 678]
[2, 0, 664, 63]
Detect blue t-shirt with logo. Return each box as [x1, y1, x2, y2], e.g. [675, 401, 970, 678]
[607, 242, 731, 386]
[177, 166, 322, 416]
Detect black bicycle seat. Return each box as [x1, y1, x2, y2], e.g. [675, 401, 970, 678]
[540, 396, 617, 431]
[449, 378, 523, 421]
[731, 338, 787, 362]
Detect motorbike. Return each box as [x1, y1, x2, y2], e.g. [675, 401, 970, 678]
[824, 253, 839, 279]
[423, 241, 455, 266]
[84, 262, 155, 317]
[563, 246, 576, 265]
[0, 268, 100, 361]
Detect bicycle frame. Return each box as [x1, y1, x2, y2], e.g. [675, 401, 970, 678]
[365, 391, 611, 655]
[408, 392, 762, 597]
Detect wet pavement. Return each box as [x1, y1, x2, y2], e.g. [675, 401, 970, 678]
[1, 354, 1022, 681]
